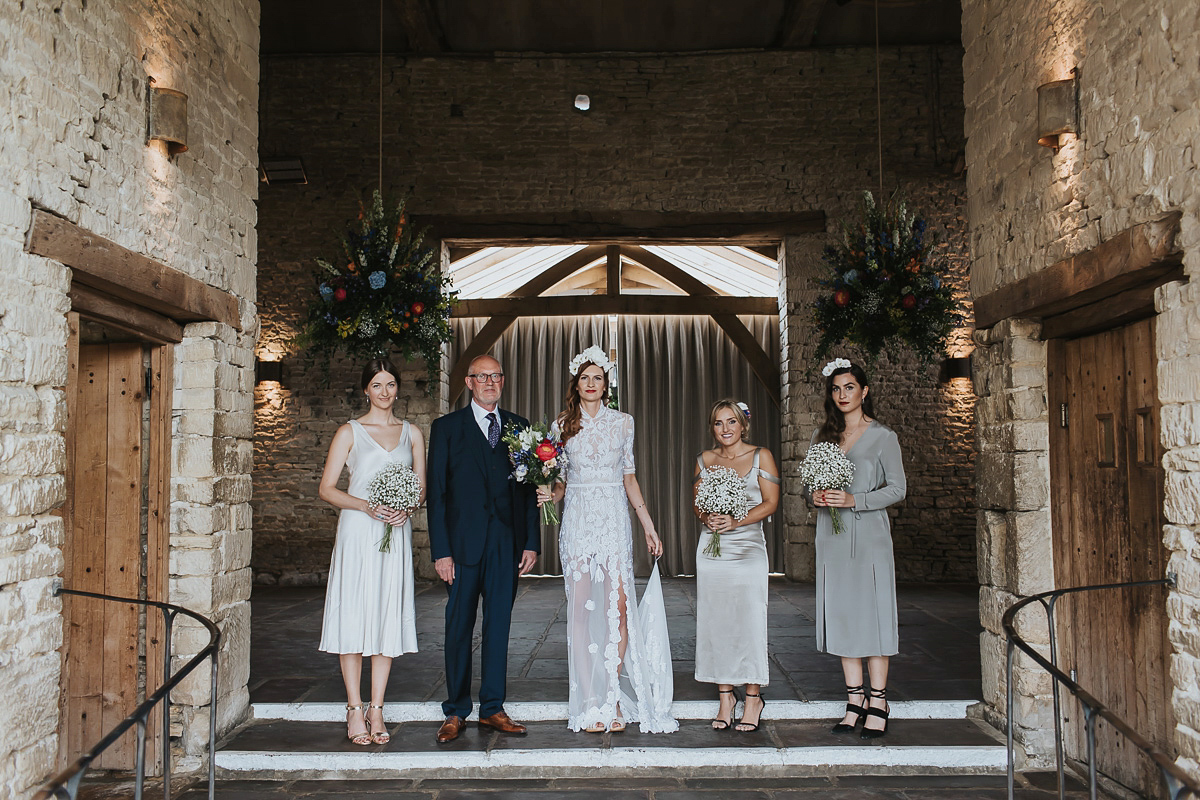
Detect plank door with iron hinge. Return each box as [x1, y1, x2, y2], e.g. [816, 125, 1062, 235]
[1047, 316, 1173, 797]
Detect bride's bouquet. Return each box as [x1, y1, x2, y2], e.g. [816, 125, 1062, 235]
[501, 421, 567, 525]
[365, 462, 423, 552]
[694, 466, 750, 558]
[798, 442, 856, 535]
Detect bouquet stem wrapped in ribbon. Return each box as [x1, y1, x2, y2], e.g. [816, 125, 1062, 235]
[365, 462, 423, 552]
[501, 421, 567, 526]
[798, 442, 857, 535]
[694, 465, 750, 558]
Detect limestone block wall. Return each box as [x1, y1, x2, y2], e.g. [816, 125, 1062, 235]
[255, 47, 977, 586]
[0, 1, 259, 795]
[962, 0, 1200, 775]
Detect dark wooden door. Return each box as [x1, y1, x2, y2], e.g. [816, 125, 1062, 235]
[1047, 317, 1173, 796]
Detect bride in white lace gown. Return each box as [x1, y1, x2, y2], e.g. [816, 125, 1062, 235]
[539, 349, 678, 734]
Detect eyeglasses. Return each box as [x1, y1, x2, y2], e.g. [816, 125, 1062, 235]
[468, 372, 505, 384]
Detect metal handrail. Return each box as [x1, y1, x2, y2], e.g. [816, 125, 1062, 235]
[35, 588, 221, 800]
[1003, 575, 1199, 800]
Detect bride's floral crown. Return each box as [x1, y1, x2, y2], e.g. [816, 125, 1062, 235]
[821, 357, 852, 377]
[569, 345, 616, 378]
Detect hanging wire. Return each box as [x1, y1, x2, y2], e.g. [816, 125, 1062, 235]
[874, 0, 884, 197]
[379, 0, 384, 191]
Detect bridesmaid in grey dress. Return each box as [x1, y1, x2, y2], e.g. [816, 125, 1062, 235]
[809, 361, 906, 739]
[693, 400, 780, 733]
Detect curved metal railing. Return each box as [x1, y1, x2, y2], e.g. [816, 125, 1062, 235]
[1003, 575, 1198, 800]
[35, 588, 221, 800]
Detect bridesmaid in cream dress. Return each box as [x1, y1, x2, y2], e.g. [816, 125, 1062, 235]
[318, 359, 426, 747]
[693, 400, 780, 733]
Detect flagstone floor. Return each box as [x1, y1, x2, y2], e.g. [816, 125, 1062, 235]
[249, 577, 983, 705]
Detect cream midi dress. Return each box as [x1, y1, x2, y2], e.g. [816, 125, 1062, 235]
[319, 418, 418, 658]
[694, 448, 779, 686]
[811, 421, 906, 658]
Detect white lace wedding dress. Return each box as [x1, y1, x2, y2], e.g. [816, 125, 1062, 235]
[556, 405, 677, 733]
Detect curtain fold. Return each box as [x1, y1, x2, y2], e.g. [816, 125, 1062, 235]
[449, 313, 780, 577]
[620, 315, 781, 577]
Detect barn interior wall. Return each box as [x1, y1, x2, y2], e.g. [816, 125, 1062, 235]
[961, 0, 1200, 772]
[0, 1, 260, 794]
[254, 47, 976, 586]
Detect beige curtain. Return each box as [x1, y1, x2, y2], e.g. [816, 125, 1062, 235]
[449, 313, 781, 577]
[620, 315, 781, 577]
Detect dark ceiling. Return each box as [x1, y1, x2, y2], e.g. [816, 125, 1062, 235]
[260, 0, 961, 56]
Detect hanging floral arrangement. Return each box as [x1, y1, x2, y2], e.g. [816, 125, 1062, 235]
[812, 191, 958, 368]
[297, 192, 456, 388]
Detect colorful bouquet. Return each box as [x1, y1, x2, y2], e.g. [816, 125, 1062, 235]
[501, 421, 567, 525]
[694, 465, 750, 557]
[798, 442, 857, 535]
[296, 191, 457, 390]
[365, 462, 423, 552]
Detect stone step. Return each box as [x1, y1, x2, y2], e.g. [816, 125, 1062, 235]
[251, 699, 977, 723]
[216, 715, 1007, 781]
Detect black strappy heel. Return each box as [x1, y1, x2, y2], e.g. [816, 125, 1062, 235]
[860, 686, 890, 739]
[712, 689, 735, 731]
[831, 684, 867, 734]
[736, 691, 765, 732]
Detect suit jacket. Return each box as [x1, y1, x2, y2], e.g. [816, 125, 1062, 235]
[427, 405, 540, 566]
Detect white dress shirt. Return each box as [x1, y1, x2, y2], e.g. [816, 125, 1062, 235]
[470, 400, 500, 441]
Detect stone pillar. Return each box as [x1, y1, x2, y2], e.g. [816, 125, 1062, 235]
[170, 321, 256, 768]
[972, 317, 1056, 766]
[1157, 278, 1200, 775]
[779, 234, 828, 581]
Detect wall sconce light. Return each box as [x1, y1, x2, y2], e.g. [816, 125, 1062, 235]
[147, 83, 188, 155]
[256, 359, 283, 384]
[1037, 69, 1078, 151]
[939, 355, 972, 383]
[574, 94, 591, 112]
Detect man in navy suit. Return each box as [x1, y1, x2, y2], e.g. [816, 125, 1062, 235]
[427, 354, 540, 743]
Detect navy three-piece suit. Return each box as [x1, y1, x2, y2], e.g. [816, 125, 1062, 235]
[427, 405, 540, 719]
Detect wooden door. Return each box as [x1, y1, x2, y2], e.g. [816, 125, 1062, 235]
[1047, 317, 1173, 797]
[60, 332, 171, 773]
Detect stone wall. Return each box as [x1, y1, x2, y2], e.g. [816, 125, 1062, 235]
[0, 1, 259, 795]
[255, 47, 977, 586]
[962, 0, 1200, 775]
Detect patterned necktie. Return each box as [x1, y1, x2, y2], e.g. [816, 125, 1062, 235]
[486, 412, 500, 449]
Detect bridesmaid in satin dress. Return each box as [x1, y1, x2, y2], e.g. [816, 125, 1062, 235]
[693, 400, 780, 733]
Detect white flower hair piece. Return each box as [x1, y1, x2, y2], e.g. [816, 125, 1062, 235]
[822, 358, 852, 377]
[568, 345, 616, 377]
[736, 401, 751, 419]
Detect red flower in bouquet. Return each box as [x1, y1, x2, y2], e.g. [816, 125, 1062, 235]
[333, 288, 347, 302]
[901, 293, 917, 310]
[411, 301, 425, 315]
[833, 289, 851, 307]
[535, 440, 558, 462]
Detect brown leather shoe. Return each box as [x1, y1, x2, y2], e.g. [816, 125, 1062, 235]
[477, 710, 527, 734]
[436, 715, 465, 743]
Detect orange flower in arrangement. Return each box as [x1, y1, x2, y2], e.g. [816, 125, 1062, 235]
[906, 258, 921, 274]
[346, 262, 357, 274]
[534, 440, 558, 462]
[833, 289, 851, 307]
[401, 321, 409, 329]
[411, 301, 425, 315]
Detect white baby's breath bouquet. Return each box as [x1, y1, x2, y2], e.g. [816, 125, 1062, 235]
[694, 465, 750, 557]
[798, 442, 856, 535]
[365, 462, 423, 552]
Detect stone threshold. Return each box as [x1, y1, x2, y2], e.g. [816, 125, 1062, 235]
[252, 699, 978, 723]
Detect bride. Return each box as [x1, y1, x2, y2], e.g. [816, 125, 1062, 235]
[538, 346, 678, 734]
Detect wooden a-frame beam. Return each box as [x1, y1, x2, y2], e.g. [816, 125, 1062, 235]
[623, 246, 781, 408]
[606, 245, 621, 298]
[453, 295, 776, 317]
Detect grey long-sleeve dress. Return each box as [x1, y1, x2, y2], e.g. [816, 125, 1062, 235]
[811, 421, 907, 658]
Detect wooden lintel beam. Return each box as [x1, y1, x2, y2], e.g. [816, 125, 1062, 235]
[606, 245, 621, 298]
[452, 295, 778, 318]
[70, 284, 184, 344]
[775, 0, 827, 48]
[389, 0, 446, 52]
[417, 210, 826, 246]
[447, 315, 517, 405]
[1039, 267, 1186, 340]
[26, 209, 241, 330]
[974, 212, 1182, 329]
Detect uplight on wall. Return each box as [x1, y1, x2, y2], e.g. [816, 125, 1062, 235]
[256, 359, 283, 384]
[147, 82, 188, 155]
[1037, 69, 1078, 151]
[574, 94, 591, 112]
